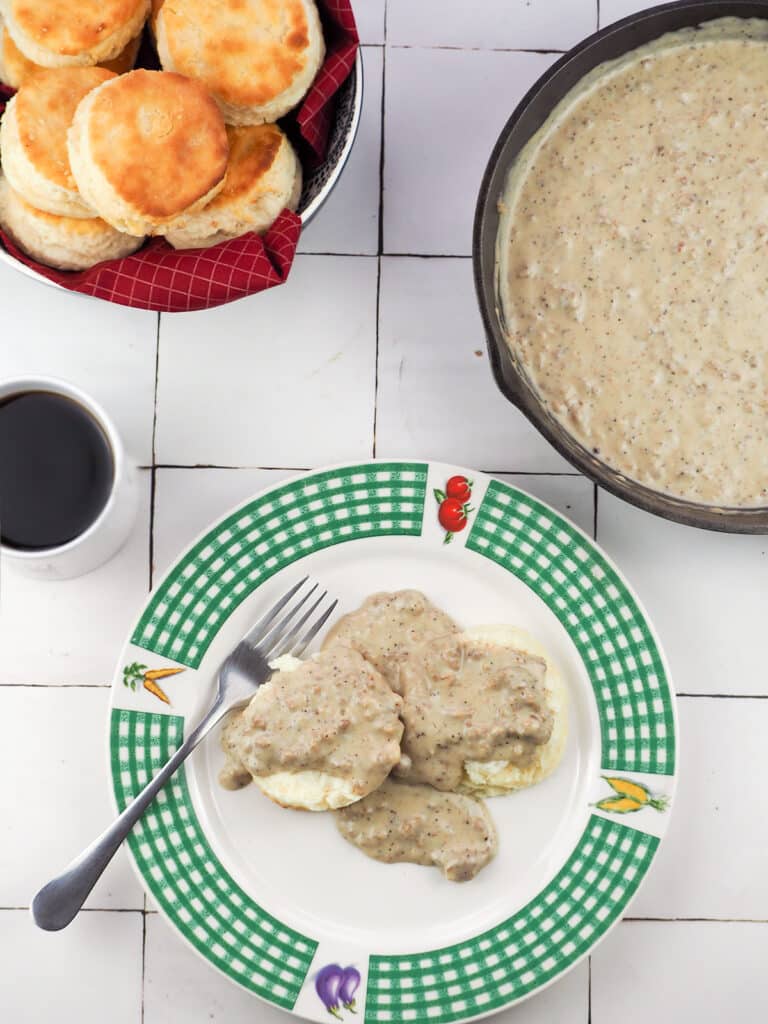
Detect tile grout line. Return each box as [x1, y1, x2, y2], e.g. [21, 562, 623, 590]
[593, 483, 599, 540]
[138, 464, 588, 476]
[140, 312, 161, 1019]
[1, 906, 765, 922]
[140, 908, 147, 1024]
[371, 15, 387, 458]
[384, 252, 471, 259]
[387, 43, 568, 54]
[0, 906, 144, 912]
[624, 916, 768, 924]
[148, 312, 162, 593]
[372, 257, 382, 458]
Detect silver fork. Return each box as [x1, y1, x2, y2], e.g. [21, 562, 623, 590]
[31, 577, 337, 932]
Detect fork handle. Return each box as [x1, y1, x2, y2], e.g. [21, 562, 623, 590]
[31, 694, 227, 932]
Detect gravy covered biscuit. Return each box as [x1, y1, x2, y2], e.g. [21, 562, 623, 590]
[155, 0, 325, 125]
[460, 626, 568, 795]
[67, 69, 229, 236]
[164, 124, 302, 250]
[1, 67, 116, 218]
[0, 173, 144, 271]
[323, 590, 459, 693]
[395, 628, 567, 794]
[219, 647, 403, 811]
[0, 0, 150, 68]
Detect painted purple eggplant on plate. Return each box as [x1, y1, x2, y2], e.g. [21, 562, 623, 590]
[315, 964, 361, 1017]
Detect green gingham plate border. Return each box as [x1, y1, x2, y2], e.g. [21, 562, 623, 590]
[108, 460, 677, 1023]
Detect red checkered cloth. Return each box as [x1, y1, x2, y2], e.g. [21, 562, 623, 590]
[0, 0, 358, 313]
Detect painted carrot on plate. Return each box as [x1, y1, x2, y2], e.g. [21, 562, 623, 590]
[122, 663, 185, 705]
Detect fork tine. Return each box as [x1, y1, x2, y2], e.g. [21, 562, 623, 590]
[269, 589, 328, 660]
[289, 598, 339, 659]
[242, 576, 310, 647]
[255, 582, 319, 655]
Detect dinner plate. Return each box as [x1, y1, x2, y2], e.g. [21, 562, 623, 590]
[108, 460, 677, 1022]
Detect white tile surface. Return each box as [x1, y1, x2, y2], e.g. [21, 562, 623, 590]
[591, 921, 768, 1022]
[629, 697, 768, 920]
[144, 913, 293, 1023]
[155, 256, 377, 467]
[351, 0, 386, 45]
[376, 257, 571, 469]
[384, 48, 556, 254]
[596, 492, 768, 696]
[0, 688, 144, 908]
[0, 910, 142, 1022]
[153, 467, 295, 579]
[299, 47, 382, 255]
[0, 262, 157, 464]
[599, 0, 658, 28]
[0, 471, 151, 686]
[388, 0, 596, 50]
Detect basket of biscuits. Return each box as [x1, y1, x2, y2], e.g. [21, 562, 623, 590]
[0, 0, 361, 311]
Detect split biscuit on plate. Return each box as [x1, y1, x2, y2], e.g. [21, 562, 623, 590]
[219, 648, 403, 812]
[154, 0, 325, 125]
[0, 16, 141, 88]
[458, 626, 569, 796]
[1, 67, 117, 218]
[67, 69, 229, 236]
[0, 173, 144, 271]
[394, 626, 568, 796]
[0, 0, 150, 68]
[164, 124, 302, 250]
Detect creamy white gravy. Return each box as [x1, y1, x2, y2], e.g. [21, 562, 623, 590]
[499, 19, 768, 507]
[335, 779, 497, 882]
[323, 589, 459, 693]
[395, 633, 553, 791]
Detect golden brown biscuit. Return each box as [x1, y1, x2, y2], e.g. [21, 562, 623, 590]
[1, 0, 150, 68]
[0, 173, 144, 271]
[68, 69, 229, 236]
[1, 67, 116, 218]
[155, 0, 325, 125]
[165, 124, 302, 249]
[0, 17, 141, 88]
[148, 0, 163, 36]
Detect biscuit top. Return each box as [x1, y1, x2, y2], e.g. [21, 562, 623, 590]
[6, 0, 147, 58]
[1, 16, 37, 86]
[0, 22, 139, 88]
[160, 0, 315, 107]
[14, 67, 116, 189]
[85, 70, 229, 219]
[205, 124, 285, 210]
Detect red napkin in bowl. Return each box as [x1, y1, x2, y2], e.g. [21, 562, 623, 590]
[0, 0, 358, 313]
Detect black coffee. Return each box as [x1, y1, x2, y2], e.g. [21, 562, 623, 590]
[0, 391, 114, 551]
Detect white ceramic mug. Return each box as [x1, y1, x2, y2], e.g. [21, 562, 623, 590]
[0, 376, 138, 580]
